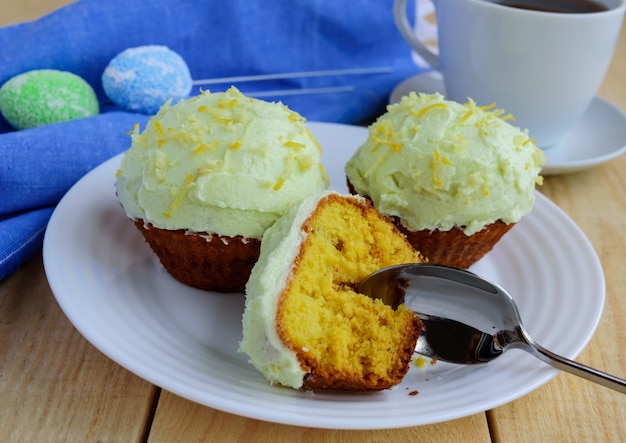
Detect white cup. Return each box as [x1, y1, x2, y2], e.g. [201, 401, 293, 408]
[394, 0, 626, 148]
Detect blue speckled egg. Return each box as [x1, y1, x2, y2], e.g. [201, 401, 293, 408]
[102, 45, 192, 115]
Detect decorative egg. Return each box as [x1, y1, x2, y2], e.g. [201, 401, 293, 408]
[0, 69, 99, 130]
[102, 45, 193, 115]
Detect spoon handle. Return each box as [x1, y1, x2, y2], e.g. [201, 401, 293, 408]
[528, 342, 626, 394]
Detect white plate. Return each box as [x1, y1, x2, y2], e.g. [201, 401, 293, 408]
[390, 72, 626, 176]
[43, 122, 605, 430]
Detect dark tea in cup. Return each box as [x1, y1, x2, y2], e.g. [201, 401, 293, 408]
[495, 0, 608, 13]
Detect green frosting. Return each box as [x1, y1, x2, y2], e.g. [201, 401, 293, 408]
[116, 87, 329, 239]
[239, 192, 332, 389]
[345, 93, 545, 235]
[0, 69, 99, 130]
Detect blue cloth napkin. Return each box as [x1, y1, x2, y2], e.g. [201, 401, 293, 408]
[0, 0, 426, 280]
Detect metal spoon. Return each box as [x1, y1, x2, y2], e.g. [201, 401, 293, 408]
[359, 263, 626, 394]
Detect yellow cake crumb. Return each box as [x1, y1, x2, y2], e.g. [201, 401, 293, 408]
[276, 194, 423, 388]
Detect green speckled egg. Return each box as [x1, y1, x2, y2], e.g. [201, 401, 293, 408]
[0, 69, 99, 130]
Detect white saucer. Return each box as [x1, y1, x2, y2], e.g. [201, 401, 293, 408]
[390, 72, 626, 175]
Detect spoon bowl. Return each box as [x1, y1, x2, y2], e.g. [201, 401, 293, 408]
[359, 263, 626, 393]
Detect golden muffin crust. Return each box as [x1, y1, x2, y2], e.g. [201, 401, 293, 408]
[134, 220, 261, 292]
[275, 194, 423, 390]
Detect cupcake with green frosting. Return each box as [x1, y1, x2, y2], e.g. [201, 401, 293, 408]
[116, 87, 329, 292]
[345, 92, 544, 268]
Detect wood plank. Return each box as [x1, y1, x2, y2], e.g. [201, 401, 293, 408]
[0, 0, 75, 26]
[0, 254, 158, 442]
[489, 374, 626, 442]
[3, 1, 625, 441]
[0, 0, 158, 440]
[148, 390, 491, 443]
[487, 156, 626, 442]
[487, 24, 626, 436]
[487, 19, 626, 440]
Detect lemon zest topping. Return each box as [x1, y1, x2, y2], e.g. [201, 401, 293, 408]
[154, 120, 163, 136]
[217, 98, 238, 109]
[169, 174, 194, 214]
[417, 103, 447, 117]
[479, 102, 497, 111]
[273, 177, 286, 191]
[230, 140, 242, 150]
[193, 144, 207, 156]
[370, 136, 401, 152]
[200, 107, 234, 123]
[213, 115, 232, 123]
[430, 149, 448, 187]
[414, 356, 428, 369]
[197, 157, 224, 174]
[284, 141, 305, 149]
[295, 155, 314, 172]
[460, 110, 473, 123]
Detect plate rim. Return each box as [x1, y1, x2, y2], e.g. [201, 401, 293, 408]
[43, 121, 605, 429]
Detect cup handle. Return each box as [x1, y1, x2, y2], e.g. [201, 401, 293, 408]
[394, 0, 440, 69]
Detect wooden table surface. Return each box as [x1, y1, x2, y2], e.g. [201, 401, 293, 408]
[1, 2, 625, 441]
